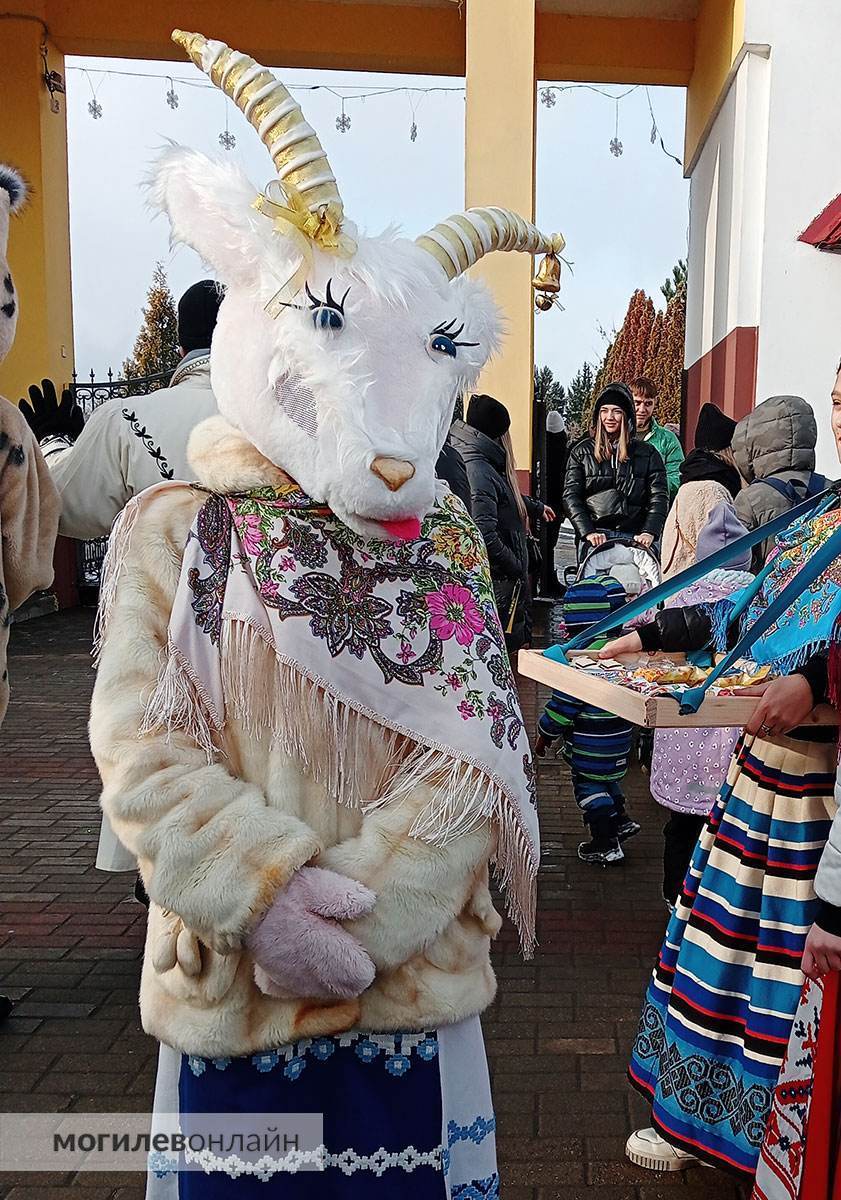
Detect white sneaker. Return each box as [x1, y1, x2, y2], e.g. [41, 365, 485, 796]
[625, 1127, 699, 1172]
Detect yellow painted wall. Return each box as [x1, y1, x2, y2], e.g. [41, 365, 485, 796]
[685, 0, 745, 167]
[0, 16, 74, 404]
[465, 0, 537, 471]
[45, 0, 465, 75]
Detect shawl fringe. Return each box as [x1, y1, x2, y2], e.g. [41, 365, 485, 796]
[93, 496, 143, 665]
[143, 617, 538, 954]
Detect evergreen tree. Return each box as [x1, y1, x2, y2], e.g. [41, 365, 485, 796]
[594, 289, 656, 396]
[656, 282, 687, 424]
[533, 364, 566, 417]
[122, 263, 180, 379]
[591, 276, 687, 430]
[565, 362, 596, 438]
[661, 259, 688, 303]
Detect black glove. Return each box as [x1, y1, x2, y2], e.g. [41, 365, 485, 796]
[19, 379, 85, 443]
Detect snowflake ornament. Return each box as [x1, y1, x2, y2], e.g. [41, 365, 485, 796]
[88, 98, 103, 120]
[336, 110, 351, 134]
[219, 129, 236, 151]
[410, 121, 418, 143]
[540, 89, 557, 108]
[166, 85, 180, 110]
[609, 137, 623, 157]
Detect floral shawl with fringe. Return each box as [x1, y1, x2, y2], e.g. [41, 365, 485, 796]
[106, 481, 539, 952]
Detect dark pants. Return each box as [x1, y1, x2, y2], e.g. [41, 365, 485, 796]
[573, 777, 627, 842]
[543, 518, 562, 593]
[662, 811, 707, 905]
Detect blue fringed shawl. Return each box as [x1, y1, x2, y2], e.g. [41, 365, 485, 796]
[707, 507, 841, 676]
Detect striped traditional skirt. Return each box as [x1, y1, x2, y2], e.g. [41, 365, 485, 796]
[145, 1018, 498, 1199]
[629, 732, 836, 1177]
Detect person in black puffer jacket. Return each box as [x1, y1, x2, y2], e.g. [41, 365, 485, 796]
[563, 383, 669, 555]
[449, 394, 552, 654]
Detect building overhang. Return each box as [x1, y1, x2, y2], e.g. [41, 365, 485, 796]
[799, 195, 841, 254]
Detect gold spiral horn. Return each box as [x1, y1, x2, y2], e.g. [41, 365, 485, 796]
[416, 207, 565, 310]
[172, 30, 343, 230]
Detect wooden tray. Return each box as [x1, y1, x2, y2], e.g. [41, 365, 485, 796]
[518, 649, 838, 729]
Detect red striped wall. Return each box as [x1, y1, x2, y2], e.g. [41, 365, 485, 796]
[683, 326, 758, 448]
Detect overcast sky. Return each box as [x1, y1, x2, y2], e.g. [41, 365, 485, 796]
[65, 57, 688, 389]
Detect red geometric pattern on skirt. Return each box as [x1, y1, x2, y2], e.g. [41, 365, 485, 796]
[752, 977, 823, 1200]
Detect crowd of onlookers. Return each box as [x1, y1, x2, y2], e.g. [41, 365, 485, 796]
[434, 369, 826, 887]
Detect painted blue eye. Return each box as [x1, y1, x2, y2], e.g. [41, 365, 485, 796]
[313, 307, 344, 332]
[430, 333, 457, 358]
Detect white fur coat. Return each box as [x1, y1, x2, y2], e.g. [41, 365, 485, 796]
[90, 418, 501, 1058]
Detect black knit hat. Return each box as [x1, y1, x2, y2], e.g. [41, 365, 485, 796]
[466, 393, 511, 440]
[679, 448, 742, 498]
[177, 280, 223, 353]
[694, 402, 736, 452]
[592, 383, 635, 436]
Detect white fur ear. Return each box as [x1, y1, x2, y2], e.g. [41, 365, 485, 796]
[147, 146, 270, 286]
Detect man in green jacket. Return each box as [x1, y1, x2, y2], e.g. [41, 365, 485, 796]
[631, 377, 684, 503]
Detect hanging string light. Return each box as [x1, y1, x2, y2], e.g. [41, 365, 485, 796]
[336, 99, 351, 133]
[407, 90, 426, 144]
[84, 70, 104, 120]
[218, 105, 235, 151]
[64, 65, 683, 167]
[645, 86, 682, 166]
[609, 98, 623, 158]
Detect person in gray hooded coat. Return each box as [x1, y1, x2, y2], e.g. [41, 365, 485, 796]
[731, 394, 822, 568]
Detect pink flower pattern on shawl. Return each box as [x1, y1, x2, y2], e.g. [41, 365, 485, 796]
[426, 583, 485, 647]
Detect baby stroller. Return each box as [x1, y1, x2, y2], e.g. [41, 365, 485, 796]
[564, 534, 662, 771]
[567, 533, 661, 597]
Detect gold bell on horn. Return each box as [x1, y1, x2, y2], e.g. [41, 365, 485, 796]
[532, 251, 562, 312]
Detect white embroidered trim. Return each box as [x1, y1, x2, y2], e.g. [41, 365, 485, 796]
[184, 1142, 442, 1181]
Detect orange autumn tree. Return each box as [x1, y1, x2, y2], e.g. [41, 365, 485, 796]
[593, 270, 687, 428]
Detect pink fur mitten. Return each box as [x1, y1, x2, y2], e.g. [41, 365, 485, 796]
[247, 866, 376, 1000]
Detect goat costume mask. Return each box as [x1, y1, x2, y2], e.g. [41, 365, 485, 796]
[93, 30, 564, 1197]
[154, 30, 565, 541]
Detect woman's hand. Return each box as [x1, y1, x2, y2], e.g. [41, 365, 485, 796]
[598, 631, 643, 659]
[634, 533, 655, 549]
[543, 505, 557, 523]
[586, 532, 607, 547]
[738, 674, 816, 737]
[802, 922, 841, 981]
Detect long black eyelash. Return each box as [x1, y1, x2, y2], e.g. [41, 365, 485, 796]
[432, 319, 479, 348]
[326, 279, 351, 312]
[306, 279, 350, 313]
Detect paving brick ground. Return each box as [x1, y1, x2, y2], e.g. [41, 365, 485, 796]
[0, 607, 743, 1199]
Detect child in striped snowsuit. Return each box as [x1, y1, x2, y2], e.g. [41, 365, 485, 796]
[537, 576, 639, 864]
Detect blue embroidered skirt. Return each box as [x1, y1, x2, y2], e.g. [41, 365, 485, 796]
[149, 1019, 498, 1199]
[629, 733, 835, 1177]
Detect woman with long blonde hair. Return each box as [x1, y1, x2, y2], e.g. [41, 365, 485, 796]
[448, 394, 555, 653]
[563, 383, 668, 558]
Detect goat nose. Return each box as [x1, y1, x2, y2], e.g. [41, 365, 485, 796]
[370, 456, 415, 492]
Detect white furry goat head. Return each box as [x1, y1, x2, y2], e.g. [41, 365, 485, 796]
[153, 31, 564, 539]
[0, 166, 27, 365]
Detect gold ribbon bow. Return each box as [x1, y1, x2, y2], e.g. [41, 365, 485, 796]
[254, 182, 358, 318]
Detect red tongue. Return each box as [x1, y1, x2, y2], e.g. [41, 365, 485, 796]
[378, 516, 421, 541]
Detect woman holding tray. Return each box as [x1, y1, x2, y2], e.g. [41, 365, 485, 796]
[598, 388, 841, 1180]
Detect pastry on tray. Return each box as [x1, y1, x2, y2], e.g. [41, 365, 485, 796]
[634, 663, 708, 686]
